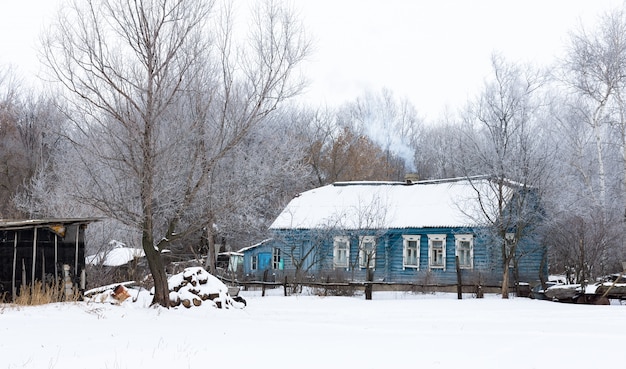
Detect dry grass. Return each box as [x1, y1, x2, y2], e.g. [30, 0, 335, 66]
[13, 281, 81, 306]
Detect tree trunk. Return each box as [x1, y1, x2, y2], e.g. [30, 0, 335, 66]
[365, 267, 373, 300]
[143, 229, 170, 307]
[591, 117, 608, 208]
[501, 261, 510, 299]
[207, 226, 216, 275]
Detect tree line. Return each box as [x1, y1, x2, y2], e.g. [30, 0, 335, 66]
[2, 0, 626, 305]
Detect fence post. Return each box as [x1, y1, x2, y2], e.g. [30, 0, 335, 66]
[456, 256, 462, 300]
[284, 276, 288, 296]
[365, 268, 373, 300]
[262, 269, 268, 297]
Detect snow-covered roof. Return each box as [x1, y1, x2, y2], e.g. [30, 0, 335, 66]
[270, 177, 512, 230]
[238, 238, 272, 253]
[86, 241, 145, 267]
[0, 217, 101, 230]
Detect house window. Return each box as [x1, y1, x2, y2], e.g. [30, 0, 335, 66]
[402, 235, 421, 269]
[428, 234, 446, 270]
[333, 236, 350, 269]
[251, 255, 258, 271]
[454, 234, 473, 269]
[358, 236, 376, 269]
[272, 248, 283, 270]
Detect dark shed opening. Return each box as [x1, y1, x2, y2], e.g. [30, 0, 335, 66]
[0, 218, 100, 301]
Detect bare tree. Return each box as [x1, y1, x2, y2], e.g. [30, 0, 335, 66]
[553, 5, 626, 278]
[460, 54, 551, 298]
[415, 121, 466, 180]
[0, 68, 63, 218]
[0, 69, 25, 217]
[343, 89, 422, 179]
[41, 0, 309, 307]
[276, 227, 330, 294]
[562, 6, 626, 211]
[334, 191, 389, 299]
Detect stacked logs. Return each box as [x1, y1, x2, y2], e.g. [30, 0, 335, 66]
[167, 267, 245, 309]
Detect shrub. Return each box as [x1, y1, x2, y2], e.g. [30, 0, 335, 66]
[13, 281, 80, 306]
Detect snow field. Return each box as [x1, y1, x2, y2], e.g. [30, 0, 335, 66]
[1, 290, 624, 369]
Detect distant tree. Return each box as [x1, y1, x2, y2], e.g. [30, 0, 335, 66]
[414, 121, 466, 180]
[41, 0, 309, 307]
[541, 96, 624, 280]
[300, 108, 336, 186]
[343, 89, 421, 179]
[544, 212, 620, 283]
[549, 5, 626, 277]
[0, 71, 25, 217]
[306, 124, 406, 184]
[561, 6, 626, 211]
[0, 69, 62, 218]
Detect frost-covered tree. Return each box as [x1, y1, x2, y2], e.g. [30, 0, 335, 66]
[302, 108, 410, 185]
[344, 89, 421, 178]
[539, 5, 626, 279]
[40, 0, 309, 307]
[460, 54, 552, 298]
[1, 69, 63, 218]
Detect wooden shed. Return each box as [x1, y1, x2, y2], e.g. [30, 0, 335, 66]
[0, 218, 100, 301]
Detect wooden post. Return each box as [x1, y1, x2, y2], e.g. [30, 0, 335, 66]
[21, 259, 26, 290]
[283, 276, 288, 296]
[365, 268, 373, 300]
[74, 225, 79, 275]
[324, 275, 330, 296]
[261, 269, 268, 297]
[41, 250, 45, 285]
[456, 256, 462, 300]
[63, 264, 73, 300]
[54, 234, 58, 287]
[31, 227, 38, 288]
[11, 232, 17, 301]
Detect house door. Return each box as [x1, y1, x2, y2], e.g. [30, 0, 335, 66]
[258, 252, 272, 270]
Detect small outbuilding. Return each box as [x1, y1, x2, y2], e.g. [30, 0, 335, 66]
[0, 218, 100, 301]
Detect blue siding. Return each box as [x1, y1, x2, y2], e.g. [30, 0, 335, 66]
[240, 227, 547, 286]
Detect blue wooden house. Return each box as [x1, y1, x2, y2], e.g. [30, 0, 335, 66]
[240, 177, 547, 288]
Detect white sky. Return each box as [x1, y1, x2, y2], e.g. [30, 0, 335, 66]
[1, 0, 624, 120]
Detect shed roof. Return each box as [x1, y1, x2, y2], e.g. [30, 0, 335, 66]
[0, 218, 102, 231]
[270, 177, 513, 230]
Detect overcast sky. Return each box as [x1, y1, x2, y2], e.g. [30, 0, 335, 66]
[1, 0, 624, 120]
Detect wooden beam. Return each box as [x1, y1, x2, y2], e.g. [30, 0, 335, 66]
[31, 227, 38, 288]
[11, 232, 17, 301]
[74, 224, 79, 275]
[54, 234, 58, 285]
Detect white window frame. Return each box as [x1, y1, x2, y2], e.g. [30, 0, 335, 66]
[251, 255, 258, 271]
[272, 248, 282, 270]
[358, 236, 376, 269]
[428, 234, 446, 270]
[333, 236, 350, 269]
[402, 235, 421, 270]
[454, 234, 473, 269]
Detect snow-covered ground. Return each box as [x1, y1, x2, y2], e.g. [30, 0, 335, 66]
[1, 288, 624, 369]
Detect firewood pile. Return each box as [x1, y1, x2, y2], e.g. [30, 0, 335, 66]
[84, 267, 246, 309]
[84, 282, 136, 304]
[167, 267, 245, 309]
